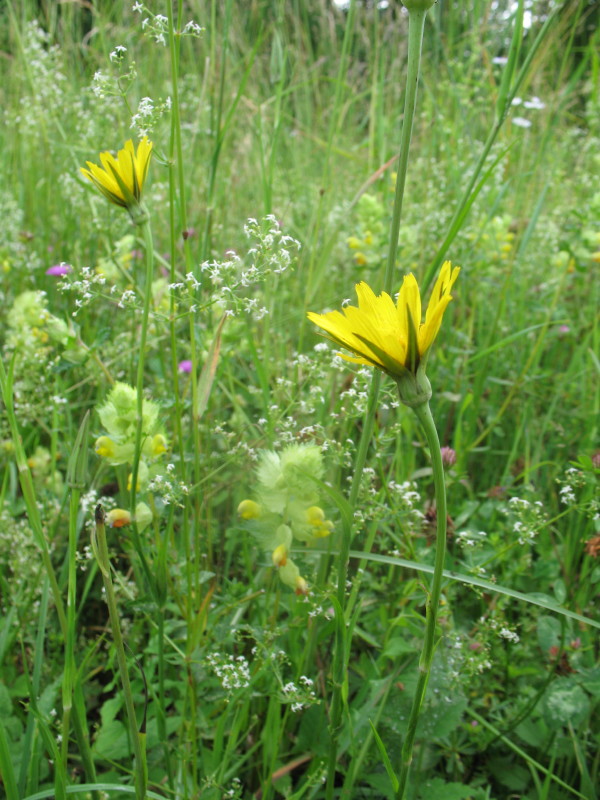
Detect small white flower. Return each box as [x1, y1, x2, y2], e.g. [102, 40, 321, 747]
[524, 96, 545, 110]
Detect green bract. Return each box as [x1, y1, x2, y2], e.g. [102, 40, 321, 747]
[97, 382, 160, 441]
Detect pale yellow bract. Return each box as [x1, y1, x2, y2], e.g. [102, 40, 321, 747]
[307, 261, 459, 377]
[80, 137, 153, 208]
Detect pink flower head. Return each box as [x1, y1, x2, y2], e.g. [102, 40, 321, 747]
[46, 263, 72, 276]
[441, 446, 457, 467]
[178, 359, 193, 373]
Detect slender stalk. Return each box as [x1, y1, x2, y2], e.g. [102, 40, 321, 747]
[395, 401, 447, 799]
[60, 490, 79, 771]
[128, 214, 155, 592]
[93, 505, 147, 800]
[382, 7, 427, 296]
[130, 214, 154, 512]
[325, 8, 430, 797]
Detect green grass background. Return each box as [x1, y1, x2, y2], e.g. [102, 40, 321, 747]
[0, 1, 598, 798]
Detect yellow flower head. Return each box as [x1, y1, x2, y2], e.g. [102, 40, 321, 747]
[308, 262, 459, 406]
[81, 137, 152, 210]
[106, 508, 132, 528]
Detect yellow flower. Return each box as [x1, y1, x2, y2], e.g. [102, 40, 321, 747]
[307, 262, 459, 406]
[272, 544, 288, 567]
[238, 499, 262, 520]
[81, 137, 152, 210]
[95, 435, 117, 459]
[106, 508, 132, 528]
[308, 262, 459, 375]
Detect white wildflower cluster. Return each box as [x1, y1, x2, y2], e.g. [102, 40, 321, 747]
[511, 95, 546, 129]
[75, 544, 94, 572]
[503, 495, 545, 545]
[223, 777, 243, 799]
[439, 633, 488, 682]
[281, 676, 317, 713]
[499, 627, 520, 643]
[117, 289, 138, 309]
[109, 45, 127, 63]
[147, 471, 190, 507]
[455, 529, 487, 549]
[182, 20, 205, 37]
[485, 616, 520, 645]
[0, 510, 46, 619]
[90, 57, 137, 100]
[140, 11, 169, 46]
[452, 632, 493, 675]
[176, 216, 301, 320]
[387, 480, 424, 529]
[130, 95, 171, 138]
[205, 652, 251, 694]
[59, 266, 107, 316]
[9, 23, 66, 133]
[556, 466, 586, 507]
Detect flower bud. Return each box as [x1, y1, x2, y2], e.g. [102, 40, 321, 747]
[238, 499, 261, 520]
[272, 544, 288, 567]
[106, 508, 132, 528]
[95, 436, 117, 459]
[306, 506, 325, 524]
[149, 433, 167, 457]
[441, 446, 457, 467]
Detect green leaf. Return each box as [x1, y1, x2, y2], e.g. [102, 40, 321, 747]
[578, 667, 600, 698]
[542, 678, 589, 730]
[536, 615, 562, 653]
[369, 719, 398, 793]
[343, 550, 600, 630]
[417, 777, 478, 800]
[383, 636, 417, 659]
[93, 719, 131, 760]
[195, 314, 227, 419]
[417, 695, 467, 739]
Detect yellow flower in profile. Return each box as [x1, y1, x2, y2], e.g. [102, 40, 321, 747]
[307, 261, 459, 406]
[80, 137, 152, 210]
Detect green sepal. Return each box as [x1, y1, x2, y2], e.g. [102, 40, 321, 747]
[394, 366, 432, 408]
[405, 301, 420, 375]
[353, 333, 409, 378]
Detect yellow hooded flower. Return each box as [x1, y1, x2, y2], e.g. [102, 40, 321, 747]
[81, 137, 152, 210]
[307, 262, 459, 406]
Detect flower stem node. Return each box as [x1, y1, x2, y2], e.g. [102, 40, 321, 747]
[238, 499, 262, 520]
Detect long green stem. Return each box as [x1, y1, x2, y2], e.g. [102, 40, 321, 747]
[395, 401, 447, 799]
[325, 8, 430, 797]
[129, 214, 155, 591]
[130, 215, 154, 509]
[93, 505, 147, 800]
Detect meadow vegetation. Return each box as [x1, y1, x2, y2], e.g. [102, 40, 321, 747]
[0, 1, 598, 798]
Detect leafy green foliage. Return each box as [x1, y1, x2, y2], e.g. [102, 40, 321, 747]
[0, 1, 598, 798]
